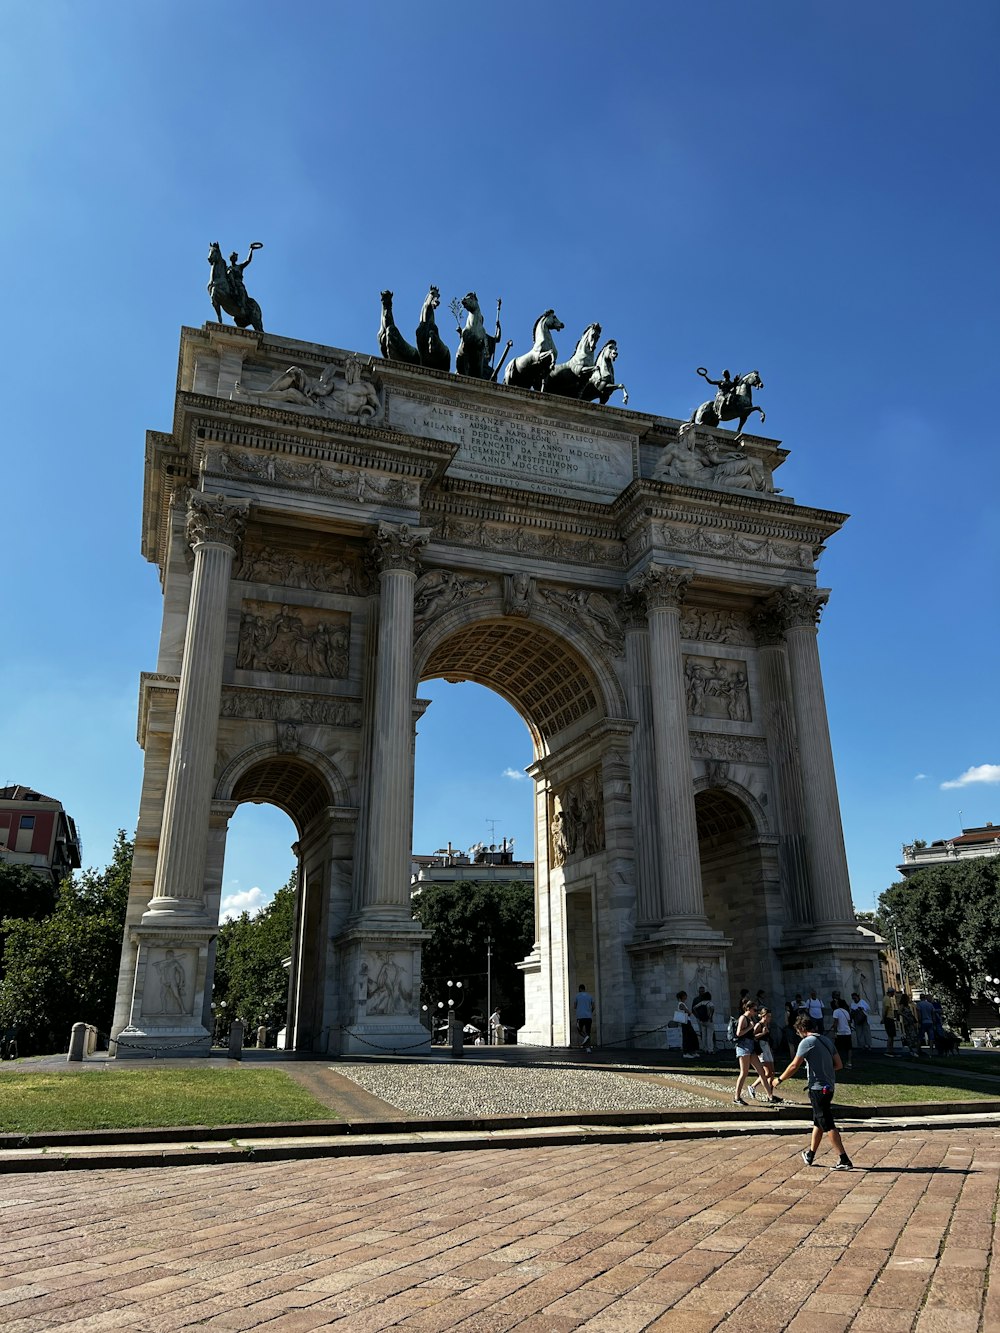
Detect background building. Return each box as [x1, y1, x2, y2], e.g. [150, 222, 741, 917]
[898, 823, 1000, 877]
[0, 785, 82, 884]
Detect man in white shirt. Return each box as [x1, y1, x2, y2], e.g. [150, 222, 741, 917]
[574, 984, 595, 1052]
[806, 991, 825, 1022]
[849, 992, 871, 1049]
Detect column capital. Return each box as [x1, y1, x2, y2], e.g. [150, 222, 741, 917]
[765, 585, 829, 632]
[628, 564, 692, 614]
[370, 521, 429, 575]
[185, 491, 249, 554]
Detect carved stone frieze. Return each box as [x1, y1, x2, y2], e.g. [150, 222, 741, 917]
[766, 585, 829, 630]
[431, 514, 627, 568]
[185, 491, 249, 553]
[359, 950, 414, 1017]
[551, 770, 605, 867]
[629, 564, 692, 613]
[689, 731, 768, 765]
[232, 356, 383, 424]
[220, 688, 362, 727]
[658, 522, 814, 571]
[371, 521, 428, 574]
[216, 449, 415, 508]
[680, 607, 752, 645]
[412, 569, 491, 634]
[653, 430, 774, 493]
[237, 601, 350, 678]
[684, 656, 751, 722]
[539, 586, 624, 656]
[236, 544, 370, 596]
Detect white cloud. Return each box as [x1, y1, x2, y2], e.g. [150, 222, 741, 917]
[913, 773, 927, 781]
[940, 764, 1000, 791]
[220, 886, 267, 921]
[502, 767, 528, 782]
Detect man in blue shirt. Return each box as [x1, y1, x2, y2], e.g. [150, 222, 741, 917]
[774, 1015, 854, 1170]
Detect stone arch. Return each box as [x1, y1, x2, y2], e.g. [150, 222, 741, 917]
[695, 786, 782, 1004]
[215, 742, 351, 833]
[414, 599, 627, 752]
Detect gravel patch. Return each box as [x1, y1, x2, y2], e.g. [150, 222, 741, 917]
[333, 1062, 718, 1117]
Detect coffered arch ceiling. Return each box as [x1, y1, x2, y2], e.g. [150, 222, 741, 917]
[230, 757, 332, 834]
[419, 619, 605, 751]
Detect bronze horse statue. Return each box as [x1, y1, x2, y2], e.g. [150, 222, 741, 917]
[681, 368, 765, 437]
[580, 339, 628, 406]
[207, 241, 263, 330]
[378, 290, 421, 365]
[415, 286, 451, 372]
[544, 322, 602, 398]
[503, 309, 565, 391]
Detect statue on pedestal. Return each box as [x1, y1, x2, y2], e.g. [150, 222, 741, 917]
[680, 367, 765, 437]
[207, 241, 264, 331]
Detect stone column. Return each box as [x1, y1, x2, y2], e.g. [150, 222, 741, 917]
[752, 605, 810, 926]
[633, 566, 704, 924]
[362, 522, 428, 913]
[621, 591, 659, 927]
[144, 492, 248, 921]
[769, 586, 855, 927]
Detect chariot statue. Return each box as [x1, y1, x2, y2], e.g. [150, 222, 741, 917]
[544, 322, 602, 398]
[680, 367, 765, 437]
[207, 241, 264, 331]
[454, 292, 512, 381]
[503, 309, 564, 391]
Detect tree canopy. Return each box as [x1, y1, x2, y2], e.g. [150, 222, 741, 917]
[412, 878, 534, 1028]
[878, 857, 1000, 1025]
[0, 830, 132, 1054]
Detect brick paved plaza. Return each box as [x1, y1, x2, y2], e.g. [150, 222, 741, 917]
[2, 1126, 998, 1332]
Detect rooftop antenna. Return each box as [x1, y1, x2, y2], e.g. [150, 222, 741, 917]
[486, 818, 499, 846]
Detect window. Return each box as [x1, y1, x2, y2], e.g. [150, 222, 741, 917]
[19, 815, 35, 830]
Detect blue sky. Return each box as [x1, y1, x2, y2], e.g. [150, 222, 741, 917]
[1, 2, 996, 917]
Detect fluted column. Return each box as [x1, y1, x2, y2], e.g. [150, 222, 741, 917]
[633, 565, 705, 923]
[769, 586, 855, 926]
[752, 606, 810, 925]
[145, 492, 248, 920]
[621, 590, 659, 927]
[363, 522, 428, 912]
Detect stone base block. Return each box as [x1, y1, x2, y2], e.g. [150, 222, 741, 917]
[112, 1023, 212, 1059]
[334, 1019, 431, 1057]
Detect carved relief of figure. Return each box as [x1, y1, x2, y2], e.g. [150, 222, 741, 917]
[152, 950, 187, 1015]
[540, 587, 624, 655]
[236, 357, 382, 422]
[357, 961, 369, 1018]
[237, 614, 271, 669]
[238, 604, 350, 678]
[366, 952, 412, 1015]
[503, 572, 535, 617]
[684, 657, 751, 722]
[551, 807, 570, 868]
[654, 430, 773, 494]
[413, 570, 490, 629]
[847, 961, 870, 1001]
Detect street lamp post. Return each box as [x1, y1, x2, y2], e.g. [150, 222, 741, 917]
[486, 937, 493, 1043]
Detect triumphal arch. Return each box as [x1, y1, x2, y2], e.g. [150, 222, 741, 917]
[112, 320, 878, 1055]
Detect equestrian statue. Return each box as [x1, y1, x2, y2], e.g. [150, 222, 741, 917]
[207, 241, 264, 331]
[680, 367, 765, 437]
[544, 322, 602, 398]
[415, 285, 451, 372]
[503, 309, 565, 391]
[378, 290, 421, 365]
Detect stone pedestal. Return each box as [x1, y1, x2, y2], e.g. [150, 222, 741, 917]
[626, 939, 732, 1049]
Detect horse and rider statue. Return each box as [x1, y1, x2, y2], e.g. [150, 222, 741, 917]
[207, 241, 264, 331]
[679, 367, 765, 437]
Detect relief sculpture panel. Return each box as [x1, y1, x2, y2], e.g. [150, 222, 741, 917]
[550, 770, 605, 867]
[237, 544, 369, 596]
[237, 601, 350, 679]
[684, 655, 751, 722]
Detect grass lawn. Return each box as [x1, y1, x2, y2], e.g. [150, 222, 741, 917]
[0, 1068, 334, 1134]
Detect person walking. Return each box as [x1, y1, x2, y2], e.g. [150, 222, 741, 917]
[749, 1006, 781, 1102]
[574, 983, 595, 1052]
[881, 988, 897, 1052]
[806, 990, 825, 1024]
[915, 994, 936, 1053]
[693, 988, 715, 1053]
[733, 999, 775, 1104]
[675, 991, 700, 1059]
[774, 1014, 854, 1170]
[849, 992, 872, 1050]
[829, 996, 854, 1070]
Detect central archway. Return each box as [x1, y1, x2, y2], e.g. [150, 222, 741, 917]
[416, 608, 628, 1046]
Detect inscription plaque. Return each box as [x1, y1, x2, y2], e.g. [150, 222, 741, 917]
[390, 394, 635, 502]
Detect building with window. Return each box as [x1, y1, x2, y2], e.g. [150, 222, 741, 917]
[0, 785, 82, 884]
[412, 839, 533, 889]
[898, 822, 1000, 876]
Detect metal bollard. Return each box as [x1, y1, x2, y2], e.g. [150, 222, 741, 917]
[448, 1012, 463, 1059]
[228, 1018, 244, 1060]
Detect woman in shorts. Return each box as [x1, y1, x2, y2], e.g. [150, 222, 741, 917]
[733, 1000, 775, 1105]
[749, 1006, 781, 1103]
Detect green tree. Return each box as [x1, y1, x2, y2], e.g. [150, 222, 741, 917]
[412, 879, 534, 1027]
[0, 831, 133, 1054]
[878, 858, 1000, 1027]
[0, 861, 57, 978]
[213, 874, 296, 1036]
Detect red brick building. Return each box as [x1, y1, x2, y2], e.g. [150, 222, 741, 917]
[0, 785, 82, 884]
